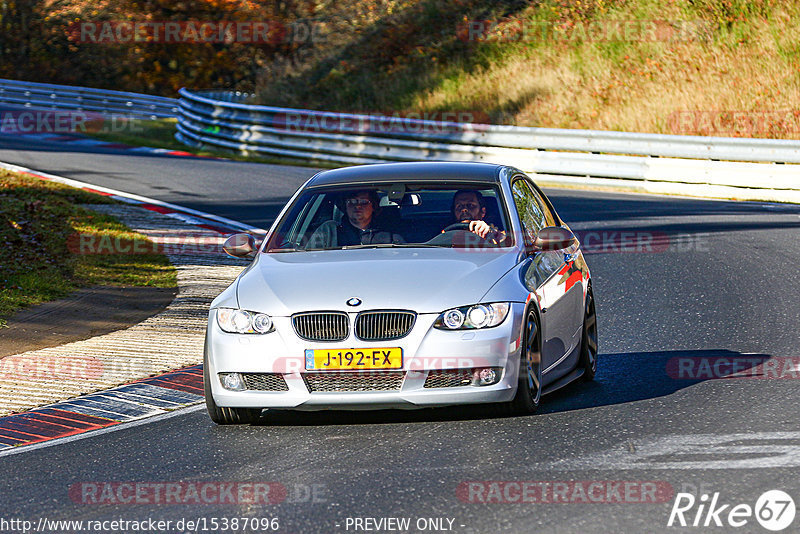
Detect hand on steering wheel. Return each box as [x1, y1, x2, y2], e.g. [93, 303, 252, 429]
[443, 220, 494, 238]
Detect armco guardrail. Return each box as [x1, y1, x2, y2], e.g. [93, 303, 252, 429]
[176, 88, 800, 203]
[0, 79, 178, 120]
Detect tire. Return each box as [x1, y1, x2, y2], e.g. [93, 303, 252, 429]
[496, 307, 542, 415]
[579, 284, 598, 381]
[203, 363, 261, 425]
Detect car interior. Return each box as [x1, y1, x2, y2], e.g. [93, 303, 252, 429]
[270, 185, 510, 250]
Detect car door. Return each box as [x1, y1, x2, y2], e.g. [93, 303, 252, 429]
[511, 177, 581, 384]
[530, 180, 585, 379]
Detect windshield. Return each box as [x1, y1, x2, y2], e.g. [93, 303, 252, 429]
[265, 183, 514, 252]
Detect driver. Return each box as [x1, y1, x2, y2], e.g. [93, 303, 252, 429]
[307, 190, 404, 248]
[448, 190, 507, 243]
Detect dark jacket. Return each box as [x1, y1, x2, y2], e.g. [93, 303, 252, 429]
[308, 219, 404, 248]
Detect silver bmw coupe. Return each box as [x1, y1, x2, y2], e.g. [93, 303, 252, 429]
[204, 162, 597, 424]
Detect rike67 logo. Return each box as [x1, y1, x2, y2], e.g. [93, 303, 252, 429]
[668, 490, 796, 531]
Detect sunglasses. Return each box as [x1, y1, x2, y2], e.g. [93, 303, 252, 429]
[345, 198, 372, 207]
[454, 202, 480, 211]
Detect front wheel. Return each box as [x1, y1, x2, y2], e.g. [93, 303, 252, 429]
[496, 307, 542, 415]
[203, 363, 261, 425]
[579, 285, 598, 381]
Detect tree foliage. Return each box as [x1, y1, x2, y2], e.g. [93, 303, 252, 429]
[0, 0, 320, 95]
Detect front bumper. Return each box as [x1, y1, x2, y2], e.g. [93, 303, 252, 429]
[205, 304, 525, 410]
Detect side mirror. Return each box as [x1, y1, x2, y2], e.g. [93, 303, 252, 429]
[533, 226, 578, 251]
[222, 233, 257, 258]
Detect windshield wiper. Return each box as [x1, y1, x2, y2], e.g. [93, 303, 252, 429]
[267, 247, 307, 253]
[340, 243, 444, 250]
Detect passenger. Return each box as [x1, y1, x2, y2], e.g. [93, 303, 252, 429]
[448, 190, 507, 243]
[307, 190, 404, 248]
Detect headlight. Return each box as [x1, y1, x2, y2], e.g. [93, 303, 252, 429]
[434, 303, 510, 330]
[216, 308, 274, 334]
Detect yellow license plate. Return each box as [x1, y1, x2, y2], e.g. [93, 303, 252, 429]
[304, 348, 403, 371]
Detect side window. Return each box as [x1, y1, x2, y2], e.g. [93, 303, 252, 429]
[528, 182, 557, 227]
[511, 179, 546, 244]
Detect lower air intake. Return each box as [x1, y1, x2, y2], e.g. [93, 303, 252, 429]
[241, 373, 289, 391]
[303, 372, 405, 392]
[423, 369, 474, 388]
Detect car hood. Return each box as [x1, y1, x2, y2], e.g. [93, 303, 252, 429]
[236, 248, 519, 315]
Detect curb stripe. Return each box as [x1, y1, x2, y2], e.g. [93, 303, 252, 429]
[0, 428, 38, 440]
[197, 223, 234, 234]
[0, 405, 205, 457]
[47, 403, 142, 421]
[36, 408, 115, 425]
[0, 366, 206, 450]
[0, 427, 48, 441]
[99, 390, 184, 409]
[17, 412, 102, 431]
[140, 204, 173, 214]
[4, 414, 79, 434]
[11, 132, 220, 159]
[147, 378, 204, 396]
[82, 187, 114, 196]
[114, 383, 201, 404]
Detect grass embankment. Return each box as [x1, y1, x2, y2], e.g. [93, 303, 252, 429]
[0, 170, 176, 327]
[253, 0, 800, 138]
[86, 118, 193, 154]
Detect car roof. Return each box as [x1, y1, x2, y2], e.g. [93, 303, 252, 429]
[306, 162, 508, 188]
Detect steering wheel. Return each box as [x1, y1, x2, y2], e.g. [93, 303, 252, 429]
[441, 222, 472, 233]
[425, 221, 492, 247]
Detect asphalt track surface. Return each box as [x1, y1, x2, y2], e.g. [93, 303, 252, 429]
[2, 133, 800, 533]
